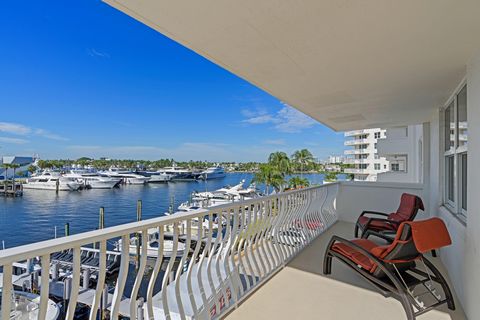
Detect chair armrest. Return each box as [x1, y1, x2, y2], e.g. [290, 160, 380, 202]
[359, 210, 389, 217]
[363, 217, 400, 230]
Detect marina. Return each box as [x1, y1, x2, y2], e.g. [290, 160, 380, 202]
[0, 173, 329, 249]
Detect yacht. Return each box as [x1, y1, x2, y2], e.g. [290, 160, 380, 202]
[63, 170, 121, 189]
[178, 180, 261, 211]
[137, 170, 172, 183]
[157, 163, 195, 181]
[0, 289, 60, 320]
[23, 171, 81, 191]
[100, 167, 150, 185]
[118, 228, 187, 259]
[197, 166, 226, 180]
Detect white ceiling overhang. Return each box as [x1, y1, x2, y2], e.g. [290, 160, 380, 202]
[104, 0, 480, 131]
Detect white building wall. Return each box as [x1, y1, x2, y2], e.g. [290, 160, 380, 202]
[344, 128, 389, 181]
[376, 125, 424, 183]
[419, 52, 480, 320]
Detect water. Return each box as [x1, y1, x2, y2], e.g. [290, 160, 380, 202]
[0, 173, 330, 248]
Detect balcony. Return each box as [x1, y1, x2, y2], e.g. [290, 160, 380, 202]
[344, 139, 369, 146]
[344, 149, 368, 155]
[344, 130, 368, 137]
[344, 168, 370, 174]
[344, 159, 367, 165]
[0, 182, 465, 319]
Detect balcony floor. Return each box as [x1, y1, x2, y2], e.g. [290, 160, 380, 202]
[225, 221, 466, 320]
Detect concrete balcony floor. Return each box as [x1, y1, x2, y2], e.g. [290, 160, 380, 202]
[225, 222, 466, 320]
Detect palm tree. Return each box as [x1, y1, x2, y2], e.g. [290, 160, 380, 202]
[268, 151, 292, 177]
[292, 149, 314, 178]
[253, 164, 285, 194]
[288, 176, 310, 189]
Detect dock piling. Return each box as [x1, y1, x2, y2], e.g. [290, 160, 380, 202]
[64, 223, 70, 237]
[136, 200, 142, 270]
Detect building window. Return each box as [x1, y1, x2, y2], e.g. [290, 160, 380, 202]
[391, 163, 399, 171]
[374, 132, 381, 139]
[442, 83, 467, 219]
[374, 154, 379, 159]
[374, 143, 377, 149]
[374, 163, 380, 170]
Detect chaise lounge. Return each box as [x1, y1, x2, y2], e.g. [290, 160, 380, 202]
[354, 193, 424, 242]
[324, 217, 455, 319]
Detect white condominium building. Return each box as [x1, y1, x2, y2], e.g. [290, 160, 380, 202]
[343, 128, 389, 181]
[376, 125, 424, 183]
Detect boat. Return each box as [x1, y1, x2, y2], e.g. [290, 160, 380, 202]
[118, 228, 187, 259]
[197, 166, 226, 180]
[137, 170, 172, 183]
[178, 180, 261, 211]
[23, 171, 81, 191]
[0, 289, 60, 320]
[100, 167, 150, 185]
[63, 169, 121, 189]
[157, 163, 196, 181]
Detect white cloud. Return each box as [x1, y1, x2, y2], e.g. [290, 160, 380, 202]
[0, 122, 68, 141]
[263, 139, 286, 145]
[35, 129, 69, 141]
[87, 48, 110, 58]
[0, 136, 29, 144]
[0, 122, 31, 135]
[241, 104, 317, 133]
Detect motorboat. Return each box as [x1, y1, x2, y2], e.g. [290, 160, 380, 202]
[63, 169, 121, 189]
[137, 170, 172, 183]
[118, 228, 187, 259]
[157, 163, 195, 181]
[197, 166, 226, 180]
[23, 171, 81, 191]
[178, 180, 262, 211]
[100, 167, 150, 185]
[0, 289, 60, 320]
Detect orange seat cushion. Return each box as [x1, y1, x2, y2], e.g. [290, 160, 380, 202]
[332, 239, 379, 271]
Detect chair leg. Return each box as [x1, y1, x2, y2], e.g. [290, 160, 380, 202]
[323, 252, 333, 275]
[399, 293, 416, 320]
[354, 223, 360, 238]
[423, 257, 455, 311]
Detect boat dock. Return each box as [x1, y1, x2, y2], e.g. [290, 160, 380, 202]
[0, 182, 23, 197]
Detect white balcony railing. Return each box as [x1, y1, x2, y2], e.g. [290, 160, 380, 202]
[344, 139, 369, 146]
[344, 149, 368, 155]
[344, 159, 367, 165]
[344, 130, 368, 137]
[0, 183, 339, 320]
[343, 168, 369, 174]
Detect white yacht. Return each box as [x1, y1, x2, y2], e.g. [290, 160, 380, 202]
[157, 163, 195, 181]
[64, 170, 121, 189]
[178, 180, 261, 211]
[0, 289, 60, 320]
[100, 167, 150, 185]
[24, 171, 81, 191]
[118, 228, 187, 259]
[138, 170, 173, 183]
[197, 166, 226, 180]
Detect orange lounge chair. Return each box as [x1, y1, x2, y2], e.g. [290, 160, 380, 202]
[324, 218, 455, 319]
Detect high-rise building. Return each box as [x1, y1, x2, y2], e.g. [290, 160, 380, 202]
[343, 128, 389, 181]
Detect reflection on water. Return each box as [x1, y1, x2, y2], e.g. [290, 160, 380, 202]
[0, 173, 328, 248]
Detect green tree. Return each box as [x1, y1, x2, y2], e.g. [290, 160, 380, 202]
[253, 164, 285, 194]
[292, 149, 314, 177]
[268, 151, 292, 177]
[288, 176, 310, 189]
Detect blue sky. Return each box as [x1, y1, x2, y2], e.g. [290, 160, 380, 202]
[0, 1, 344, 162]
